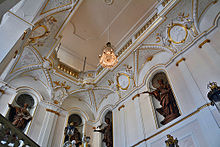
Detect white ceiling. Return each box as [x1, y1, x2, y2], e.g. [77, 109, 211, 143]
[58, 0, 157, 71]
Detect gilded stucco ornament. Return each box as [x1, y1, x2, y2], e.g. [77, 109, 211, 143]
[52, 81, 70, 105]
[43, 58, 53, 70]
[167, 23, 188, 44]
[116, 73, 130, 91]
[115, 65, 135, 91]
[27, 16, 57, 47]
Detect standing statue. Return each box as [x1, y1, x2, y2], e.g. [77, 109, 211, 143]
[8, 103, 32, 130]
[64, 122, 82, 147]
[165, 134, 179, 147]
[135, 79, 180, 125]
[94, 118, 113, 147]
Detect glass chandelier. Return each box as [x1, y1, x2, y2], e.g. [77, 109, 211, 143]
[99, 2, 118, 69]
[99, 42, 118, 68]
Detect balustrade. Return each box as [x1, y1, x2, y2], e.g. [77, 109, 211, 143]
[0, 114, 39, 147]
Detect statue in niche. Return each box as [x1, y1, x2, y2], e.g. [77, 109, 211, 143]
[136, 79, 180, 125]
[94, 118, 113, 147]
[63, 122, 82, 147]
[8, 103, 32, 130]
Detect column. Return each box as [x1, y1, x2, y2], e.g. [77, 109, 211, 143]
[37, 103, 60, 147]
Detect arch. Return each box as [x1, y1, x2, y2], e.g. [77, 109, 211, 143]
[63, 110, 85, 146]
[144, 69, 181, 127]
[6, 86, 42, 134]
[16, 86, 43, 103]
[138, 64, 166, 87]
[99, 105, 113, 124]
[198, 1, 220, 32]
[67, 107, 90, 123]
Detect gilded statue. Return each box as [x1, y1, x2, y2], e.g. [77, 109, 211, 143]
[165, 134, 179, 147]
[8, 103, 32, 130]
[135, 79, 180, 125]
[94, 118, 113, 147]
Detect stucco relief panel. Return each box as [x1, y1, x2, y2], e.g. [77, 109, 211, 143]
[41, 0, 72, 14]
[28, 10, 71, 57]
[12, 47, 40, 73]
[143, 0, 197, 54]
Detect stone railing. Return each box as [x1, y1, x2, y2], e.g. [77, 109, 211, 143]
[0, 113, 39, 147]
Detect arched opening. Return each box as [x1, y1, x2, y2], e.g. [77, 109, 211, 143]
[63, 114, 83, 147]
[149, 72, 180, 127]
[7, 93, 36, 133]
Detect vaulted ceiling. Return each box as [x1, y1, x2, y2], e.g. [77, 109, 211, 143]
[58, 0, 157, 71]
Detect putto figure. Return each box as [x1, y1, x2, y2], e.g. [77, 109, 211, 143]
[135, 79, 180, 125]
[94, 118, 113, 147]
[8, 103, 32, 130]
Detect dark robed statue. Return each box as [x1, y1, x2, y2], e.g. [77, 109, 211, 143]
[135, 79, 180, 125]
[94, 118, 113, 147]
[8, 103, 32, 130]
[64, 122, 82, 147]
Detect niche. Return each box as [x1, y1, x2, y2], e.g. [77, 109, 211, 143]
[149, 72, 180, 127]
[64, 114, 83, 147]
[7, 93, 35, 132]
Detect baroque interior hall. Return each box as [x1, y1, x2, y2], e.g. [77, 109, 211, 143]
[0, 0, 220, 147]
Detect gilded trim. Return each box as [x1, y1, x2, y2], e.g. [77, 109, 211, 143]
[116, 73, 130, 90]
[175, 57, 186, 66]
[167, 23, 188, 44]
[46, 108, 60, 116]
[118, 104, 125, 111]
[132, 103, 211, 147]
[198, 39, 210, 48]
[8, 11, 34, 26]
[40, 0, 72, 15]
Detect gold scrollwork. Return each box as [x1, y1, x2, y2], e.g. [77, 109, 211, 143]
[29, 25, 49, 43]
[116, 73, 130, 90]
[167, 23, 188, 44]
[53, 81, 70, 90]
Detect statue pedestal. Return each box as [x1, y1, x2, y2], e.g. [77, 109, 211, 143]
[161, 113, 180, 125]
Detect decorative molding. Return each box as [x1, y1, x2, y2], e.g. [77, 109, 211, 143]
[167, 23, 188, 44]
[175, 58, 186, 66]
[135, 13, 158, 39]
[161, 0, 171, 7]
[116, 73, 130, 90]
[46, 108, 60, 116]
[132, 103, 211, 147]
[198, 39, 210, 48]
[8, 11, 34, 26]
[57, 61, 80, 79]
[118, 104, 125, 111]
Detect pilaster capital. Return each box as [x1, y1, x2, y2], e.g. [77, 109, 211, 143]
[39, 100, 67, 116]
